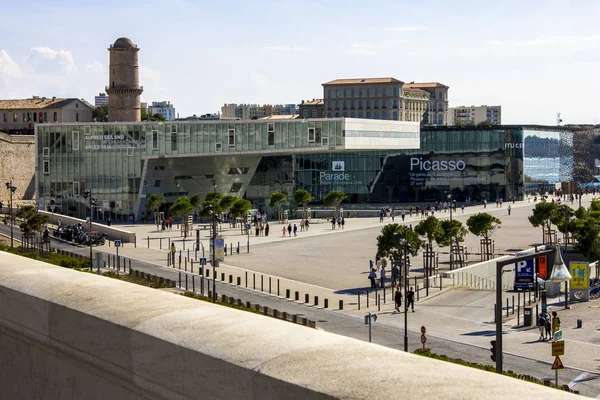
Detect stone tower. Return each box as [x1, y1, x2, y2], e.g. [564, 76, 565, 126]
[106, 37, 143, 122]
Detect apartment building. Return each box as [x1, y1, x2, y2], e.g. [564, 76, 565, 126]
[94, 93, 108, 106]
[0, 96, 93, 132]
[147, 101, 176, 121]
[298, 99, 324, 119]
[448, 105, 502, 125]
[322, 77, 428, 122]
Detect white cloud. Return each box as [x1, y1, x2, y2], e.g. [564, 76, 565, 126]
[250, 72, 267, 85]
[264, 45, 310, 52]
[84, 60, 105, 74]
[26, 46, 75, 75]
[489, 40, 504, 46]
[140, 64, 169, 101]
[384, 26, 424, 32]
[347, 43, 377, 56]
[0, 50, 22, 78]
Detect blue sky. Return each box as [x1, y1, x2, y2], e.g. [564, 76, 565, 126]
[0, 0, 599, 124]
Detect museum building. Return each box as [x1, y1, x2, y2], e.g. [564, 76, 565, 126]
[34, 119, 577, 221]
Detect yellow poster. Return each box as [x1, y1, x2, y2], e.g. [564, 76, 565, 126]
[569, 262, 589, 289]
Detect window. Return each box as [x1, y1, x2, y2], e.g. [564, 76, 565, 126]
[303, 110, 308, 118]
[84, 126, 91, 134]
[343, 88, 347, 97]
[359, 88, 363, 97]
[152, 130, 158, 150]
[72, 131, 79, 151]
[53, 112, 57, 122]
[335, 101, 339, 110]
[215, 143, 222, 152]
[393, 87, 398, 97]
[72, 181, 79, 196]
[374, 99, 379, 109]
[311, 109, 317, 118]
[229, 183, 243, 193]
[350, 112, 356, 118]
[343, 100, 347, 109]
[335, 89, 339, 97]
[374, 111, 379, 119]
[366, 100, 371, 109]
[343, 112, 347, 117]
[382, 111, 387, 120]
[321, 137, 329, 146]
[366, 111, 371, 118]
[268, 123, 275, 145]
[358, 112, 363, 118]
[327, 89, 331, 98]
[438, 92, 443, 100]
[351, 100, 355, 109]
[327, 113, 332, 118]
[367, 88, 371, 97]
[154, 180, 161, 188]
[34, 112, 37, 122]
[13, 113, 17, 122]
[22, 112, 26, 122]
[76, 102, 79, 108]
[127, 147, 134, 156]
[393, 100, 398, 108]
[351, 89, 355, 97]
[308, 127, 315, 143]
[382, 88, 387, 97]
[43, 112, 47, 122]
[374, 88, 378, 97]
[43, 147, 50, 157]
[358, 100, 363, 109]
[228, 128, 235, 146]
[171, 131, 177, 151]
[315, 127, 322, 143]
[393, 111, 398, 120]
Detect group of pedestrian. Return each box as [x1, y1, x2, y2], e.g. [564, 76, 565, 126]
[282, 223, 298, 237]
[394, 287, 415, 312]
[330, 216, 345, 230]
[161, 217, 173, 231]
[299, 219, 310, 231]
[538, 311, 561, 341]
[254, 221, 270, 236]
[367, 260, 416, 313]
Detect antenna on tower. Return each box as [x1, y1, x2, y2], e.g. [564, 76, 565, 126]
[557, 112, 563, 126]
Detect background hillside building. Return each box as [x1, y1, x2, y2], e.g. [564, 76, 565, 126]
[403, 82, 449, 125]
[298, 99, 324, 119]
[0, 97, 93, 132]
[147, 101, 176, 121]
[322, 77, 429, 122]
[448, 105, 502, 125]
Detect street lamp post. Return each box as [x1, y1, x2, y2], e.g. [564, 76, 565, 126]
[447, 192, 453, 271]
[211, 180, 217, 303]
[83, 189, 95, 271]
[561, 205, 574, 309]
[5, 181, 17, 247]
[395, 231, 414, 352]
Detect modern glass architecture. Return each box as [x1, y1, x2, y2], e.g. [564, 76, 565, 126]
[35, 119, 582, 221]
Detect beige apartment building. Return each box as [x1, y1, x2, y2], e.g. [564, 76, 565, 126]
[448, 105, 502, 125]
[322, 77, 430, 123]
[403, 82, 449, 125]
[0, 96, 93, 132]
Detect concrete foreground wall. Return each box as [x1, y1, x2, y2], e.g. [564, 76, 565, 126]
[0, 252, 579, 400]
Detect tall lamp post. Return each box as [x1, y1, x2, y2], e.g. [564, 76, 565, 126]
[5, 181, 17, 247]
[83, 189, 95, 271]
[211, 179, 217, 303]
[447, 192, 453, 270]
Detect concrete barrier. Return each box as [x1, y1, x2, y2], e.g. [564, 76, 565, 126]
[0, 251, 579, 400]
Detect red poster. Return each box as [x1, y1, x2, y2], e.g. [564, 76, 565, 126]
[538, 255, 547, 279]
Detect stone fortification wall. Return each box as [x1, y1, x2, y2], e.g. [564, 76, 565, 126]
[0, 252, 580, 400]
[0, 132, 36, 203]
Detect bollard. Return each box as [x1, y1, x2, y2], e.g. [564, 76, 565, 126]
[192, 276, 195, 293]
[324, 299, 329, 308]
[512, 295, 515, 315]
[305, 293, 309, 303]
[245, 271, 248, 287]
[383, 285, 386, 304]
[295, 291, 299, 301]
[269, 277, 272, 294]
[229, 274, 233, 284]
[191, 260, 194, 274]
[237, 242, 240, 254]
[185, 258, 187, 272]
[108, 255, 111, 268]
[314, 296, 319, 306]
[160, 238, 162, 249]
[253, 274, 256, 290]
[577, 319, 583, 328]
[506, 298, 509, 318]
[367, 291, 369, 308]
[236, 276, 241, 285]
[358, 292, 361, 310]
[277, 279, 280, 296]
[375, 287, 378, 305]
[221, 272, 225, 281]
[246, 301, 252, 309]
[185, 274, 188, 291]
[261, 275, 264, 292]
[416, 284, 420, 301]
[378, 295, 381, 311]
[286, 289, 290, 298]
[339, 300, 344, 310]
[178, 272, 182, 288]
[201, 275, 204, 296]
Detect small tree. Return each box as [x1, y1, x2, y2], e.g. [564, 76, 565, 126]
[415, 216, 442, 277]
[269, 192, 287, 223]
[169, 197, 195, 235]
[219, 195, 237, 226]
[466, 213, 502, 260]
[435, 219, 469, 269]
[17, 205, 49, 249]
[528, 202, 559, 244]
[293, 189, 313, 220]
[92, 103, 108, 122]
[146, 194, 165, 231]
[200, 192, 222, 218]
[230, 199, 252, 233]
[323, 191, 346, 218]
[376, 224, 424, 277]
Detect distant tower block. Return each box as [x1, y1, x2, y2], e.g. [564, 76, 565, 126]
[106, 37, 143, 122]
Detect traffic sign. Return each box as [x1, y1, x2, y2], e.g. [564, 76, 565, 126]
[552, 340, 565, 356]
[421, 326, 426, 334]
[199, 257, 207, 266]
[364, 313, 377, 324]
[114, 240, 121, 248]
[551, 356, 564, 370]
[50, 199, 56, 206]
[420, 334, 427, 344]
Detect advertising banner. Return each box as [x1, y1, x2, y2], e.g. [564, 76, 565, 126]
[569, 262, 589, 290]
[514, 259, 534, 290]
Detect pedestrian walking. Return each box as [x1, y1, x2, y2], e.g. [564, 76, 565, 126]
[369, 267, 377, 289]
[305, 219, 310, 231]
[107, 217, 111, 226]
[337, 216, 341, 229]
[507, 205, 511, 216]
[461, 204, 464, 213]
[552, 311, 561, 341]
[287, 223, 292, 237]
[401, 209, 406, 221]
[538, 313, 548, 341]
[409, 224, 413, 232]
[391, 265, 399, 288]
[300, 219, 305, 232]
[293, 224, 298, 236]
[170, 243, 176, 265]
[341, 217, 345, 230]
[544, 315, 552, 340]
[331, 217, 336, 230]
[394, 288, 402, 312]
[380, 265, 386, 288]
[265, 222, 270, 237]
[406, 287, 415, 312]
[282, 226, 286, 237]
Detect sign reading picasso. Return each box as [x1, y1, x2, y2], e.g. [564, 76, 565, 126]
[408, 157, 467, 186]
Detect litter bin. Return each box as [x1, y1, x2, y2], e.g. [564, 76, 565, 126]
[523, 307, 533, 326]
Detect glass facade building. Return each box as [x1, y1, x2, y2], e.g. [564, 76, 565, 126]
[35, 120, 576, 220]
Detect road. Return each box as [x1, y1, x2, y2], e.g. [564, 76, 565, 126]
[1, 222, 599, 397]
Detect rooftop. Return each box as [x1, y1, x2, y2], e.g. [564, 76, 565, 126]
[259, 114, 300, 120]
[323, 77, 404, 85]
[403, 87, 429, 94]
[0, 97, 84, 110]
[112, 37, 135, 49]
[300, 99, 324, 106]
[404, 82, 449, 89]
